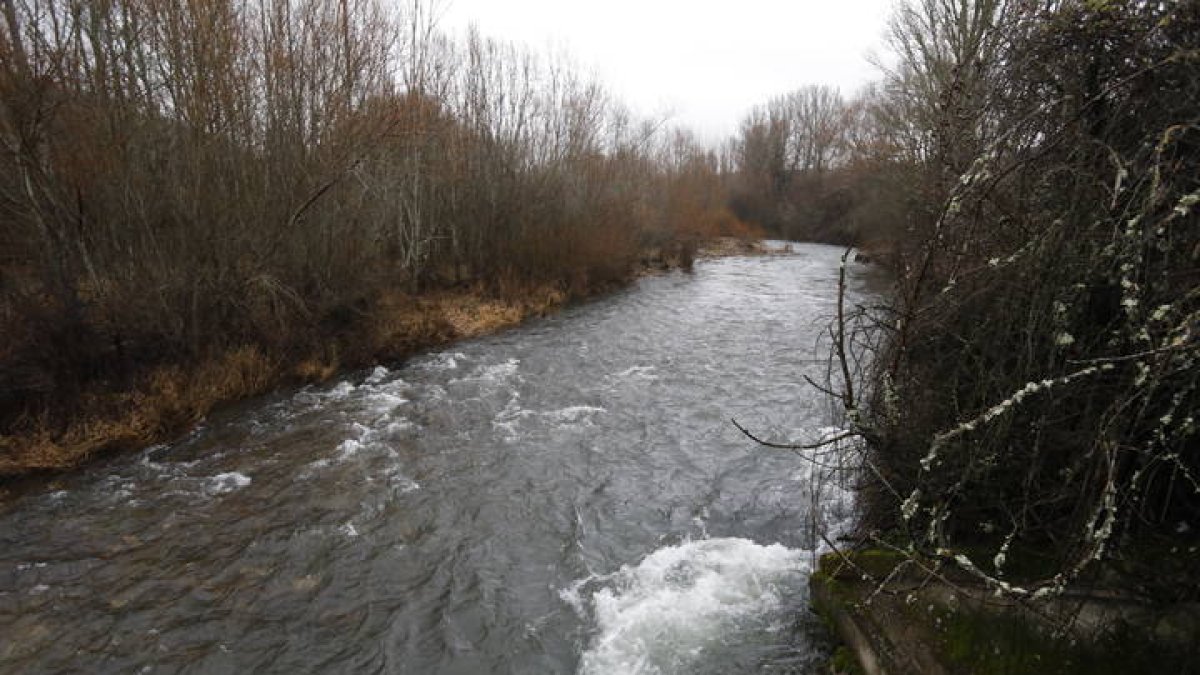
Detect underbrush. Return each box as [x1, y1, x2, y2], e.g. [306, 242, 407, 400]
[832, 1, 1200, 606]
[0, 279, 583, 477]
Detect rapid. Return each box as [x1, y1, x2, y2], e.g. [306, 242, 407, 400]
[0, 244, 885, 674]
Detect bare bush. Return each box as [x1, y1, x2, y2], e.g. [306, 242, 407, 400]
[840, 0, 1200, 603]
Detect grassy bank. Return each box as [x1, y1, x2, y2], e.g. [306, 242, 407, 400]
[0, 281, 571, 478]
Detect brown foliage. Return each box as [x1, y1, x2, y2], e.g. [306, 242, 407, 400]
[0, 0, 735, 474]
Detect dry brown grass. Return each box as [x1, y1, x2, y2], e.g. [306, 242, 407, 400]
[366, 291, 456, 358]
[0, 346, 277, 476]
[444, 284, 567, 334]
[438, 294, 525, 337]
[374, 283, 568, 345]
[696, 236, 768, 259]
[0, 284, 574, 479]
[293, 356, 339, 383]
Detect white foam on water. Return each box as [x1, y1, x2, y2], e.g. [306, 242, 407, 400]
[99, 474, 137, 505]
[786, 427, 860, 552]
[381, 419, 415, 435]
[337, 438, 364, 459]
[612, 365, 658, 382]
[493, 422, 519, 439]
[570, 537, 809, 675]
[327, 381, 357, 400]
[493, 400, 606, 439]
[204, 472, 252, 495]
[306, 409, 415, 473]
[364, 366, 390, 384]
[560, 576, 601, 618]
[492, 393, 534, 439]
[290, 387, 323, 407]
[543, 406, 607, 425]
[137, 447, 203, 482]
[306, 438, 366, 469]
[421, 351, 467, 370]
[460, 358, 520, 385]
[385, 470, 420, 494]
[364, 389, 408, 410]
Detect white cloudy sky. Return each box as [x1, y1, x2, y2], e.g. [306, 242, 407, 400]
[436, 0, 896, 141]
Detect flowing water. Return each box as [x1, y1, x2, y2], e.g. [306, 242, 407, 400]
[0, 244, 886, 674]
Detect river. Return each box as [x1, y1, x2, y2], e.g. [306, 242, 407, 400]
[0, 244, 885, 674]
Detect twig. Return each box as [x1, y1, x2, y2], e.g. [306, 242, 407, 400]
[730, 417, 859, 451]
[1066, 340, 1193, 366]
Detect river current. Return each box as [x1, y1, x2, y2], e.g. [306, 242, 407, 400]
[0, 244, 885, 674]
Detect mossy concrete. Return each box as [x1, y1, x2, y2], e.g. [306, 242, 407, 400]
[810, 549, 1200, 675]
[810, 550, 947, 675]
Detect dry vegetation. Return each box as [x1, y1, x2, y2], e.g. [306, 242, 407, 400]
[0, 282, 570, 475]
[0, 0, 755, 475]
[727, 83, 911, 250]
[787, 0, 1200, 611]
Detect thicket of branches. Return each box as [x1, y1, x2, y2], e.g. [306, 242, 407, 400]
[0, 0, 748, 444]
[834, 0, 1199, 601]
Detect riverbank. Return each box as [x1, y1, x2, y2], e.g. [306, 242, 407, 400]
[0, 237, 765, 485]
[0, 283, 566, 482]
[811, 549, 1200, 675]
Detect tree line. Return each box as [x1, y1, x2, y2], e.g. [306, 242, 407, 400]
[727, 77, 925, 251]
[0, 0, 758, 464]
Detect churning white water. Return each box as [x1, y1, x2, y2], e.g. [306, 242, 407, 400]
[571, 537, 810, 675]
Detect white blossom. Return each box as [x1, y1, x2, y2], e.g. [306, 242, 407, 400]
[1175, 191, 1199, 217]
[901, 490, 923, 521]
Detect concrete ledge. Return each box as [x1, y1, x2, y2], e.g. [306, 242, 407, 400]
[809, 549, 1200, 675]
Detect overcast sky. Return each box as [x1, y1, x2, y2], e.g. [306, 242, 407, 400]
[436, 0, 896, 142]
